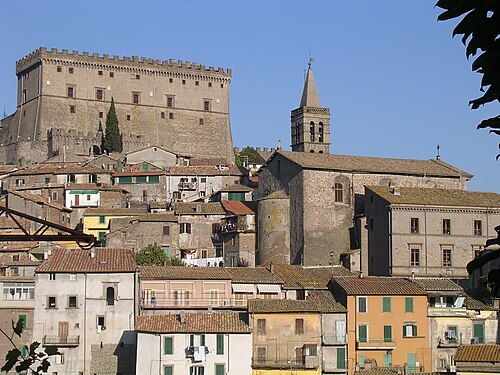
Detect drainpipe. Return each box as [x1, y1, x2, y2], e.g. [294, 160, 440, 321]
[388, 206, 393, 275]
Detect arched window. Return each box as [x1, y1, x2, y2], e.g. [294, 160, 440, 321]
[318, 122, 324, 142]
[310, 121, 315, 142]
[106, 286, 115, 306]
[334, 183, 344, 203]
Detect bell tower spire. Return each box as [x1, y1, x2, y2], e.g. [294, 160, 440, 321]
[291, 59, 330, 154]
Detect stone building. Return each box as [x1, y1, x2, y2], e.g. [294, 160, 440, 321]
[0, 47, 234, 165]
[365, 186, 500, 278]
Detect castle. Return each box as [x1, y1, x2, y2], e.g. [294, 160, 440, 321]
[0, 48, 235, 165]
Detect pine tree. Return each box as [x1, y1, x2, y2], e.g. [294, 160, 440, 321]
[102, 98, 122, 153]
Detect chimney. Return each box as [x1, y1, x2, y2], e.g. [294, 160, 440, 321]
[359, 271, 364, 278]
[391, 186, 401, 196]
[179, 311, 186, 324]
[90, 248, 95, 258]
[195, 203, 202, 213]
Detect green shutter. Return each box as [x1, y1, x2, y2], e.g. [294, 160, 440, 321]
[384, 326, 392, 342]
[99, 215, 105, 224]
[200, 334, 206, 346]
[164, 337, 173, 354]
[216, 364, 225, 375]
[119, 176, 132, 184]
[216, 334, 224, 355]
[136, 176, 147, 183]
[18, 315, 27, 328]
[405, 297, 414, 313]
[384, 353, 392, 367]
[358, 325, 367, 342]
[228, 192, 245, 201]
[190, 334, 194, 346]
[189, 368, 193, 375]
[383, 297, 391, 312]
[414, 324, 417, 337]
[149, 175, 160, 183]
[164, 366, 173, 375]
[359, 355, 366, 367]
[474, 323, 485, 343]
[407, 354, 417, 373]
[21, 345, 27, 358]
[337, 347, 346, 369]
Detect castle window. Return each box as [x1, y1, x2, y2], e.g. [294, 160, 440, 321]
[474, 220, 482, 236]
[98, 70, 103, 76]
[195, 81, 199, 86]
[169, 113, 174, 120]
[109, 72, 114, 78]
[106, 286, 115, 306]
[67, 86, 75, 98]
[199, 118, 204, 125]
[208, 82, 212, 87]
[57, 66, 62, 72]
[22, 89, 27, 104]
[318, 122, 324, 142]
[411, 218, 419, 234]
[442, 219, 451, 235]
[132, 92, 141, 104]
[204, 100, 211, 111]
[166, 96, 174, 108]
[310, 121, 315, 142]
[410, 246, 420, 267]
[169, 78, 173, 83]
[161, 112, 166, 119]
[126, 115, 131, 121]
[220, 83, 224, 88]
[69, 105, 76, 114]
[69, 67, 74, 74]
[334, 183, 343, 203]
[182, 79, 186, 85]
[99, 112, 104, 119]
[96, 89, 104, 101]
[135, 74, 140, 80]
[442, 246, 452, 267]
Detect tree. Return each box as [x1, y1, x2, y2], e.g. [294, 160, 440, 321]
[101, 98, 122, 153]
[1, 318, 59, 374]
[437, 0, 500, 157]
[135, 243, 183, 266]
[239, 146, 266, 166]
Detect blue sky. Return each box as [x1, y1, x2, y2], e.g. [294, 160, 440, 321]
[0, 0, 498, 192]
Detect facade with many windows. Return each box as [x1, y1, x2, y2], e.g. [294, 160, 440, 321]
[364, 186, 500, 277]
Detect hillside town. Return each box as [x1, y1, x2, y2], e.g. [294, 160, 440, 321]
[0, 47, 500, 375]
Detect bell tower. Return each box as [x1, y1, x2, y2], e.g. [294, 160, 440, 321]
[290, 60, 330, 153]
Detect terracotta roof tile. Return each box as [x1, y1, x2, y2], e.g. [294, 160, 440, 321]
[219, 184, 253, 192]
[367, 186, 500, 208]
[0, 217, 18, 229]
[465, 295, 496, 311]
[139, 265, 230, 280]
[275, 150, 472, 178]
[9, 191, 71, 212]
[357, 369, 400, 375]
[307, 290, 347, 313]
[413, 277, 463, 291]
[271, 265, 354, 289]
[167, 165, 245, 176]
[333, 276, 427, 295]
[66, 183, 127, 192]
[135, 311, 250, 333]
[0, 165, 18, 174]
[224, 267, 282, 284]
[189, 157, 229, 166]
[11, 163, 111, 176]
[0, 242, 39, 251]
[222, 201, 257, 216]
[455, 344, 500, 362]
[136, 214, 178, 222]
[174, 202, 225, 215]
[248, 296, 344, 313]
[0, 253, 40, 267]
[83, 208, 148, 216]
[36, 248, 137, 273]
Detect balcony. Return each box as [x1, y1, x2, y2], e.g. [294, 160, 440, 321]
[43, 335, 79, 347]
[178, 182, 197, 190]
[356, 338, 396, 350]
[185, 346, 209, 361]
[323, 333, 348, 345]
[141, 296, 247, 309]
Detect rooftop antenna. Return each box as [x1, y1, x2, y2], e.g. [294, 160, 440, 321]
[305, 54, 314, 80]
[436, 144, 441, 160]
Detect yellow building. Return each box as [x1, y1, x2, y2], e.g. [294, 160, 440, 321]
[332, 276, 432, 375]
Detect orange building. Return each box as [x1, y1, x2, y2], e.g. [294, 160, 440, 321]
[332, 276, 432, 374]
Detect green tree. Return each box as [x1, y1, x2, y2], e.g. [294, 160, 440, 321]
[239, 146, 266, 165]
[437, 0, 500, 157]
[135, 243, 183, 266]
[1, 318, 59, 374]
[101, 98, 122, 153]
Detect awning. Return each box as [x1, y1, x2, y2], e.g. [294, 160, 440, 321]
[232, 284, 256, 293]
[257, 284, 281, 293]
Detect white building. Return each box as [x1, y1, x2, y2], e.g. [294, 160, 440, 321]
[135, 311, 252, 375]
[33, 247, 138, 375]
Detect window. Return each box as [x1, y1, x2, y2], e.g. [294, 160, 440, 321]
[257, 319, 266, 335]
[132, 92, 141, 104]
[99, 111, 104, 118]
[215, 364, 224, 375]
[334, 183, 343, 203]
[68, 296, 77, 308]
[220, 83, 224, 88]
[382, 297, 391, 312]
[410, 246, 420, 267]
[446, 326, 458, 344]
[18, 314, 27, 328]
[303, 344, 317, 356]
[473, 245, 484, 259]
[358, 296, 367, 312]
[199, 118, 204, 125]
[166, 96, 174, 108]
[164, 337, 173, 354]
[12, 254, 20, 262]
[57, 66, 62, 72]
[47, 296, 57, 308]
[384, 325, 392, 342]
[169, 78, 173, 83]
[163, 226, 170, 235]
[106, 287, 115, 306]
[257, 347, 266, 362]
[182, 79, 186, 85]
[67, 86, 75, 98]
[442, 247, 452, 267]
[180, 223, 192, 234]
[22, 89, 27, 103]
[195, 81, 199, 86]
[216, 334, 224, 355]
[443, 219, 451, 235]
[69, 273, 77, 281]
[208, 82, 212, 87]
[473, 322, 485, 343]
[15, 179, 25, 186]
[96, 88, 104, 101]
[203, 100, 211, 111]
[99, 216, 105, 224]
[69, 105, 76, 114]
[3, 282, 35, 300]
[69, 67, 74, 74]
[109, 72, 114, 78]
[98, 70, 103, 76]
[295, 318, 304, 335]
[161, 112, 166, 119]
[403, 324, 418, 337]
[358, 324, 368, 342]
[405, 297, 414, 313]
[164, 366, 173, 375]
[169, 112, 174, 120]
[337, 347, 346, 369]
[411, 218, 419, 233]
[369, 218, 374, 231]
[49, 273, 56, 281]
[126, 114, 131, 121]
[474, 220, 482, 236]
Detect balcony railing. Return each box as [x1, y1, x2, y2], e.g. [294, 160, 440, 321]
[43, 335, 79, 347]
[141, 297, 249, 309]
[356, 338, 396, 349]
[252, 356, 319, 369]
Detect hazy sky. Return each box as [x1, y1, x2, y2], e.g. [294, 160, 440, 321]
[1, 0, 498, 192]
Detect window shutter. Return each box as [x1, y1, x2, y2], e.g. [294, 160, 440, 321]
[200, 334, 206, 346]
[215, 364, 224, 375]
[414, 325, 417, 337]
[216, 334, 224, 355]
[337, 347, 346, 369]
[405, 297, 414, 312]
[190, 334, 194, 346]
[164, 337, 173, 354]
[164, 366, 173, 375]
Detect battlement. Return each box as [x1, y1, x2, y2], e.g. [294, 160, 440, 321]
[16, 47, 232, 77]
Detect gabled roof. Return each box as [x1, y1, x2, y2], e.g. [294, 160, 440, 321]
[174, 202, 225, 215]
[455, 344, 500, 362]
[367, 186, 500, 208]
[333, 276, 427, 295]
[0, 253, 40, 267]
[222, 201, 257, 216]
[10, 163, 111, 176]
[224, 267, 282, 284]
[135, 312, 250, 334]
[9, 190, 71, 212]
[412, 277, 463, 292]
[248, 294, 345, 313]
[166, 165, 245, 176]
[271, 265, 354, 289]
[190, 157, 229, 166]
[218, 184, 253, 192]
[139, 265, 230, 280]
[66, 183, 127, 192]
[82, 208, 147, 216]
[0, 242, 39, 252]
[36, 248, 137, 273]
[272, 150, 472, 178]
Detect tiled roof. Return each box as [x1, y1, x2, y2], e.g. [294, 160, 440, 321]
[139, 265, 230, 280]
[0, 217, 19, 229]
[367, 186, 500, 208]
[66, 183, 127, 192]
[36, 248, 137, 273]
[307, 290, 347, 313]
[0, 165, 18, 174]
[82, 208, 148, 216]
[189, 157, 229, 166]
[0, 242, 39, 251]
[465, 295, 496, 311]
[219, 184, 253, 192]
[113, 171, 164, 177]
[136, 214, 178, 222]
[174, 202, 225, 215]
[11, 163, 111, 176]
[333, 276, 427, 295]
[167, 165, 245, 176]
[0, 253, 40, 267]
[357, 369, 401, 375]
[224, 267, 282, 284]
[271, 265, 354, 289]
[259, 190, 289, 200]
[455, 344, 500, 362]
[275, 150, 472, 178]
[135, 311, 250, 333]
[413, 277, 463, 292]
[248, 298, 341, 313]
[9, 191, 71, 212]
[222, 201, 257, 216]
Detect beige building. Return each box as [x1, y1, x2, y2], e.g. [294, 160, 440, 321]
[364, 186, 500, 277]
[0, 47, 234, 165]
